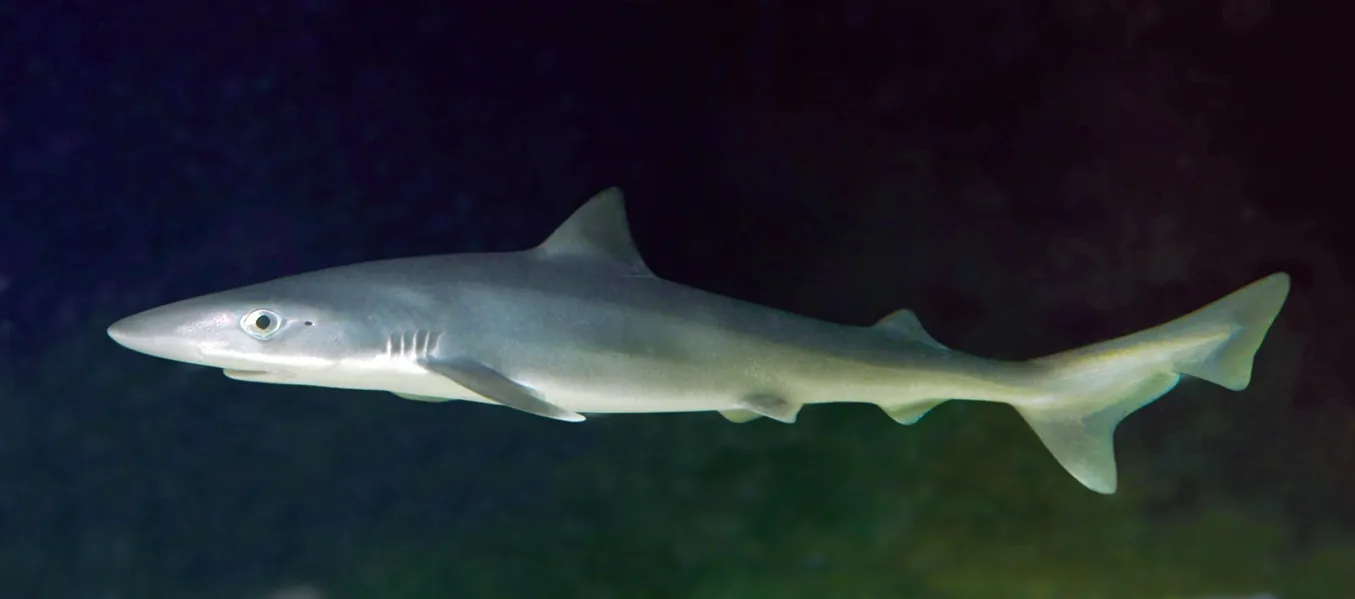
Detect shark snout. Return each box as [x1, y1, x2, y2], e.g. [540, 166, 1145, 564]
[106, 320, 131, 346]
[107, 312, 177, 358]
[106, 305, 219, 365]
[106, 316, 141, 345]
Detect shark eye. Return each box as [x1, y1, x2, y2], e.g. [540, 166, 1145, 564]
[241, 309, 284, 340]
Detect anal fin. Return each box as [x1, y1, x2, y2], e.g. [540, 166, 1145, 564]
[717, 409, 764, 423]
[880, 399, 947, 425]
[419, 357, 586, 422]
[736, 393, 800, 424]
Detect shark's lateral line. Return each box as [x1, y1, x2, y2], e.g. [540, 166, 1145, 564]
[107, 187, 1291, 494]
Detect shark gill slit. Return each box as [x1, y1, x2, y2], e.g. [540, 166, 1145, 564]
[385, 330, 440, 360]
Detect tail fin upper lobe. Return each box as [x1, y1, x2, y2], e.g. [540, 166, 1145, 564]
[1016, 273, 1291, 494]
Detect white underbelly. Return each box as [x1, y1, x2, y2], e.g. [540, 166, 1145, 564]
[320, 363, 742, 416]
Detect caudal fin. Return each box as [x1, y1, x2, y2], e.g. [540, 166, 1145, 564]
[1016, 273, 1291, 494]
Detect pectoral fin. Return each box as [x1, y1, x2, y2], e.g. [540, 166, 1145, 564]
[419, 357, 586, 422]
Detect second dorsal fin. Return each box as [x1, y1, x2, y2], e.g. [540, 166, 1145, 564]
[873, 308, 948, 350]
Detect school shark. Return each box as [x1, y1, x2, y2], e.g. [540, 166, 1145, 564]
[107, 187, 1291, 494]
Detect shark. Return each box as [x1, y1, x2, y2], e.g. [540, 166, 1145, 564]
[107, 187, 1291, 494]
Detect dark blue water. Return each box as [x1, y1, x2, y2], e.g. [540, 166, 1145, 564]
[2, 1, 1349, 598]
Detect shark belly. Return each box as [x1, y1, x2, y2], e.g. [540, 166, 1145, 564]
[476, 331, 783, 415]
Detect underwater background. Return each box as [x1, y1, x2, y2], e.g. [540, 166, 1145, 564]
[1, 0, 1351, 597]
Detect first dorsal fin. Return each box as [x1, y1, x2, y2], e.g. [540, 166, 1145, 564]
[535, 187, 653, 276]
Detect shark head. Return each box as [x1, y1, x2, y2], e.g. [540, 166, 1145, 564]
[107, 186, 642, 400]
[107, 277, 371, 384]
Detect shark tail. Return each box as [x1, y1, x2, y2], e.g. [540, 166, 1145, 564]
[1016, 272, 1291, 494]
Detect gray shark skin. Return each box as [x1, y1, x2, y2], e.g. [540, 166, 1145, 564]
[108, 187, 1291, 494]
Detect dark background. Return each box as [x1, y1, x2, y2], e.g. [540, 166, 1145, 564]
[2, 0, 1351, 597]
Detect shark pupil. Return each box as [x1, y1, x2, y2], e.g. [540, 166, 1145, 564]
[254, 313, 273, 330]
